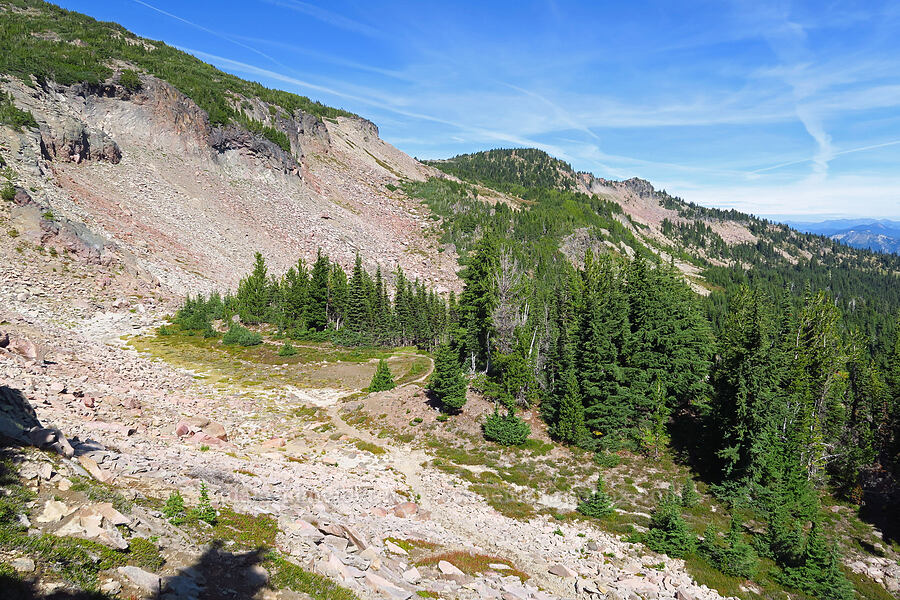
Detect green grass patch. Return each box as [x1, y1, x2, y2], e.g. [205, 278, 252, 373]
[128, 537, 165, 571]
[70, 478, 133, 513]
[352, 439, 387, 455]
[211, 508, 279, 549]
[266, 553, 360, 600]
[417, 550, 529, 581]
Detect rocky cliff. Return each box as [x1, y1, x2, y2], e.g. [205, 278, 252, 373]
[1, 70, 458, 297]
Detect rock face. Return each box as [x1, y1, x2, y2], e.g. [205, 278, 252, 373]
[0, 72, 459, 298]
[40, 115, 121, 164]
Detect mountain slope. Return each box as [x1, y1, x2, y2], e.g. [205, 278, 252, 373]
[425, 148, 900, 356]
[0, 0, 459, 296]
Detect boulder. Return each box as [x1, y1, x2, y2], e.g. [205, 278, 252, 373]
[175, 417, 228, 441]
[56, 505, 129, 550]
[438, 560, 466, 582]
[11, 557, 35, 573]
[8, 337, 39, 360]
[385, 539, 408, 555]
[676, 588, 695, 600]
[36, 499, 72, 524]
[548, 564, 577, 578]
[78, 455, 114, 483]
[118, 566, 161, 594]
[391, 501, 419, 518]
[402, 566, 421, 584]
[364, 571, 412, 600]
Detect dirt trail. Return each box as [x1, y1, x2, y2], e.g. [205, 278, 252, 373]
[324, 399, 432, 512]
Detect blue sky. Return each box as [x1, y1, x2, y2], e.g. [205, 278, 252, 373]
[56, 0, 900, 219]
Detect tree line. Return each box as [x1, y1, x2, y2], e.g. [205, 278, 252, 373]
[173, 250, 451, 350]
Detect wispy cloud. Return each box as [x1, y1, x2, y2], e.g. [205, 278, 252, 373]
[131, 0, 282, 66]
[261, 0, 387, 41]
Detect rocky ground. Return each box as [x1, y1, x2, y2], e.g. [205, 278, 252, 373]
[0, 201, 756, 600]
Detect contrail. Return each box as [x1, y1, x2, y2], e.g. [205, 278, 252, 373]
[749, 139, 900, 174]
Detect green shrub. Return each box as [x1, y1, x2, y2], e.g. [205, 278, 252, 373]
[0, 92, 37, 130]
[222, 323, 262, 346]
[367, 359, 396, 392]
[680, 479, 699, 508]
[577, 475, 615, 518]
[1, 182, 14, 202]
[129, 537, 164, 571]
[162, 490, 186, 525]
[190, 483, 217, 525]
[482, 409, 530, 446]
[278, 341, 298, 356]
[593, 452, 620, 468]
[639, 486, 696, 557]
[699, 518, 758, 579]
[119, 68, 142, 92]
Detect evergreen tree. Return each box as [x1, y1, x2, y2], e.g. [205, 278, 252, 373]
[637, 378, 670, 460]
[430, 342, 467, 412]
[576, 251, 629, 447]
[776, 521, 854, 600]
[680, 479, 699, 508]
[282, 259, 309, 329]
[709, 286, 784, 486]
[235, 252, 271, 324]
[346, 253, 369, 333]
[307, 250, 330, 331]
[368, 359, 396, 392]
[458, 235, 499, 372]
[641, 486, 696, 557]
[329, 264, 349, 329]
[577, 474, 615, 518]
[553, 366, 587, 445]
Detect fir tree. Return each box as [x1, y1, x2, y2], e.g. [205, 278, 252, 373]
[680, 479, 699, 508]
[577, 474, 615, 518]
[553, 366, 587, 445]
[777, 521, 853, 600]
[641, 486, 696, 557]
[368, 359, 396, 392]
[458, 235, 499, 372]
[576, 251, 629, 447]
[329, 264, 349, 329]
[346, 253, 369, 332]
[430, 342, 467, 412]
[307, 250, 330, 331]
[235, 252, 271, 324]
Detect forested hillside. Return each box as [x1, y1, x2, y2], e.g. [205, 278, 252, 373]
[407, 148, 900, 600]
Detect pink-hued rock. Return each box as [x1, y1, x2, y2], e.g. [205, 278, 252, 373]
[392, 501, 419, 518]
[186, 432, 231, 447]
[175, 417, 228, 441]
[78, 455, 114, 483]
[9, 337, 39, 360]
[261, 437, 285, 448]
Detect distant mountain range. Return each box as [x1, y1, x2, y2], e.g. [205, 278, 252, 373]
[786, 219, 900, 254]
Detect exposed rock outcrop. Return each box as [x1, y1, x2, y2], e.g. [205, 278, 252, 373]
[39, 114, 121, 164]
